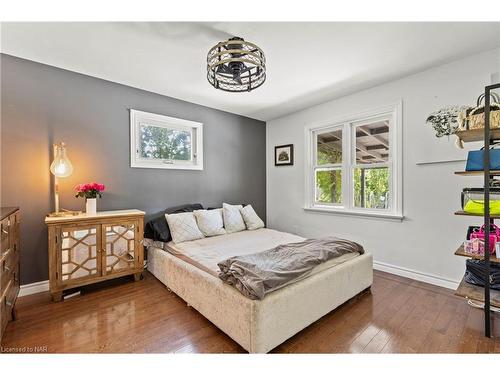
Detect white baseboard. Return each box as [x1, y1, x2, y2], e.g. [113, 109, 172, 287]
[19, 263, 149, 297]
[19, 280, 49, 297]
[373, 260, 460, 290]
[18, 262, 458, 297]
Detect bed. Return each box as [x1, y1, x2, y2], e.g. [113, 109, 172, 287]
[146, 228, 373, 353]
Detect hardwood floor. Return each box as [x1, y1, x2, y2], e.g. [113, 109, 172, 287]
[1, 270, 499, 353]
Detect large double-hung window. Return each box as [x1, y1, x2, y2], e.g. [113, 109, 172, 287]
[306, 103, 402, 219]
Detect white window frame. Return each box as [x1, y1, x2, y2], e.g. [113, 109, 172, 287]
[312, 124, 345, 207]
[130, 109, 203, 170]
[304, 102, 403, 220]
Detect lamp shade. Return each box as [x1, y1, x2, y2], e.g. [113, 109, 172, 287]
[50, 142, 73, 178]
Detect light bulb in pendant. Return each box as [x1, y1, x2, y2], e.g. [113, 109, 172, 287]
[50, 142, 73, 178]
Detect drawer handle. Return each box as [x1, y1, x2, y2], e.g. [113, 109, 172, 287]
[4, 264, 11, 272]
[2, 228, 8, 235]
[6, 300, 13, 307]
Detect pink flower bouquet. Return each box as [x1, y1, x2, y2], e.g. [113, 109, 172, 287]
[74, 182, 106, 199]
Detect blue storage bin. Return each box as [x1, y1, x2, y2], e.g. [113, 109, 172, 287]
[466, 148, 500, 171]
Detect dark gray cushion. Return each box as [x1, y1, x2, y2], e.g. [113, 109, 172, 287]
[144, 203, 203, 242]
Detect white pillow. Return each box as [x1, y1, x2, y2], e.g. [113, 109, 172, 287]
[240, 205, 265, 230]
[165, 212, 205, 244]
[194, 209, 226, 237]
[222, 203, 246, 234]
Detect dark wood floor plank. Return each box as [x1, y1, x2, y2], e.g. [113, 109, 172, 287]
[298, 276, 401, 353]
[420, 294, 463, 353]
[362, 281, 417, 353]
[1, 270, 498, 353]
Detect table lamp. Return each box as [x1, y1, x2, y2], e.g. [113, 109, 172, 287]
[48, 142, 79, 217]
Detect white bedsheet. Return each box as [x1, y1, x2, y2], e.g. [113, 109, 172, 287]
[164, 228, 359, 278]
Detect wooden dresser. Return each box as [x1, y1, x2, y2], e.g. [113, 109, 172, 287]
[45, 209, 145, 302]
[1, 207, 20, 341]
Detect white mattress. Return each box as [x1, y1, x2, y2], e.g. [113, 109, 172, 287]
[163, 228, 359, 278]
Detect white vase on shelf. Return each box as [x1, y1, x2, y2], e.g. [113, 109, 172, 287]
[86, 198, 97, 215]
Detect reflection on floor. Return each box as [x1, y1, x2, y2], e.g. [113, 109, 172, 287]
[1, 270, 499, 353]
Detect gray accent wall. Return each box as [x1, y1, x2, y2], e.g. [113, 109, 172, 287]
[1, 54, 266, 285]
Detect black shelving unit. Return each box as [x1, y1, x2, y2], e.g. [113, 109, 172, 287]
[456, 83, 500, 338]
[482, 83, 500, 338]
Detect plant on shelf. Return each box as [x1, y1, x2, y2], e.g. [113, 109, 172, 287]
[426, 105, 470, 138]
[75, 183, 106, 215]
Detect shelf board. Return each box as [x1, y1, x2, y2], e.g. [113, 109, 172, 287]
[455, 276, 500, 308]
[454, 170, 500, 176]
[454, 210, 500, 219]
[455, 128, 500, 143]
[454, 244, 500, 263]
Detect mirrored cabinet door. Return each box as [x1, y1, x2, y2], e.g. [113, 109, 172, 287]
[59, 225, 101, 284]
[102, 222, 138, 275]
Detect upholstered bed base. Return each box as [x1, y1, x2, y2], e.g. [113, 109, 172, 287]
[147, 246, 373, 353]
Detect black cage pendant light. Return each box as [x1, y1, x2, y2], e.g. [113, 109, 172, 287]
[207, 37, 266, 92]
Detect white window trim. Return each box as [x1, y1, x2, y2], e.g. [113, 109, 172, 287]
[130, 109, 203, 170]
[304, 101, 403, 221]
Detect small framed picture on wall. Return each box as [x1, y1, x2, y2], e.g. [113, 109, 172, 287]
[275, 144, 294, 166]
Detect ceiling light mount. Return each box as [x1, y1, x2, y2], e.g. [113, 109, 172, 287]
[207, 36, 266, 93]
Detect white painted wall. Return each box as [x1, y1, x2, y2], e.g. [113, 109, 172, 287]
[266, 48, 500, 289]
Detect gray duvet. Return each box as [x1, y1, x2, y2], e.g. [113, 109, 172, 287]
[217, 237, 364, 300]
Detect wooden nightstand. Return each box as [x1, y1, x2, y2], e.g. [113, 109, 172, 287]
[45, 209, 145, 302]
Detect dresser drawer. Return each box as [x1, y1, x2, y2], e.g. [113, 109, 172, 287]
[0, 208, 19, 341]
[1, 249, 18, 297]
[1, 279, 17, 337]
[1, 217, 10, 256]
[12, 211, 20, 253]
[0, 293, 8, 337]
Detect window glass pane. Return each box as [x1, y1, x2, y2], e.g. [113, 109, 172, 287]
[355, 120, 389, 164]
[317, 129, 342, 165]
[315, 169, 342, 204]
[354, 167, 389, 209]
[140, 123, 192, 161]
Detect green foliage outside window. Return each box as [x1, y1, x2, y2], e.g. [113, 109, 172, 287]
[316, 145, 342, 204]
[316, 169, 342, 204]
[317, 144, 342, 165]
[354, 167, 389, 209]
[315, 145, 389, 208]
[140, 125, 191, 161]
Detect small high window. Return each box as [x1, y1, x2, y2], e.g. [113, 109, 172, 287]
[130, 109, 203, 170]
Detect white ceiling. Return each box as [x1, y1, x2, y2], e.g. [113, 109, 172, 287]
[1, 22, 499, 121]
